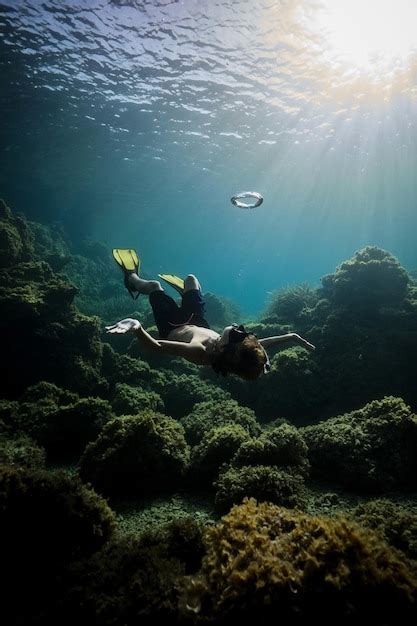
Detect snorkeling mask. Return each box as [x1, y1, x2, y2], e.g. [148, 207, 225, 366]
[219, 324, 250, 347]
[218, 324, 271, 374]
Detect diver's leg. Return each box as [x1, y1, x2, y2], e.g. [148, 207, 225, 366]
[180, 274, 210, 328]
[184, 274, 201, 292]
[127, 274, 163, 295]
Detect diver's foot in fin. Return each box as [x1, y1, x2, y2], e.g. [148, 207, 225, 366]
[158, 274, 185, 295]
[127, 273, 163, 295]
[113, 248, 142, 300]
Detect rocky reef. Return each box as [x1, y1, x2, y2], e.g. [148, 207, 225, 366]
[1, 199, 417, 625]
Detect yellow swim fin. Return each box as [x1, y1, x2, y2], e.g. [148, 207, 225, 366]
[112, 248, 140, 273]
[112, 248, 141, 299]
[158, 274, 185, 295]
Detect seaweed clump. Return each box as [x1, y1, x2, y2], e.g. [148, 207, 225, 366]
[180, 498, 417, 624]
[302, 396, 417, 492]
[79, 411, 190, 499]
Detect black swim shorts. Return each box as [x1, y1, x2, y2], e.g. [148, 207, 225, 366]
[149, 289, 211, 339]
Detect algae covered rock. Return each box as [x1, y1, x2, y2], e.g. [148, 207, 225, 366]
[189, 424, 251, 487]
[180, 399, 261, 446]
[264, 282, 319, 325]
[231, 422, 310, 478]
[11, 382, 115, 461]
[155, 373, 232, 419]
[352, 499, 417, 562]
[62, 518, 206, 626]
[0, 434, 46, 470]
[251, 346, 323, 423]
[79, 411, 190, 498]
[0, 198, 34, 266]
[302, 396, 417, 492]
[0, 464, 116, 625]
[0, 201, 107, 397]
[180, 498, 417, 624]
[111, 382, 164, 415]
[214, 465, 305, 513]
[321, 245, 409, 309]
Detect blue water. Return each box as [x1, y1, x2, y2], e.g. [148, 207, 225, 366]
[1, 0, 417, 314]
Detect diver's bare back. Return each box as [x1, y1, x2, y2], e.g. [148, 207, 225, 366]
[167, 324, 220, 348]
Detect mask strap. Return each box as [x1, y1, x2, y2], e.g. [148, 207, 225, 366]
[261, 345, 271, 374]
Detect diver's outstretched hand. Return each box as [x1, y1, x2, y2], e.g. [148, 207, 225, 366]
[105, 318, 142, 334]
[293, 333, 316, 351]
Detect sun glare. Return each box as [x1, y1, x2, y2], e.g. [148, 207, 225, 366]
[314, 0, 417, 75]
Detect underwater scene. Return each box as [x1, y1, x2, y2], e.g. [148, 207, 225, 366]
[1, 1, 417, 624]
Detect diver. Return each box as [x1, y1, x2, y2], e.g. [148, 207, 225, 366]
[106, 249, 315, 381]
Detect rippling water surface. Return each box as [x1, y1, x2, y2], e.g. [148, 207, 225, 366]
[1, 0, 417, 312]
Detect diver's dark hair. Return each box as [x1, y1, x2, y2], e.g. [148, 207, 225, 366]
[212, 336, 267, 381]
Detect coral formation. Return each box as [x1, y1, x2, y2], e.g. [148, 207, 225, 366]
[180, 498, 417, 624]
[302, 396, 417, 492]
[79, 411, 190, 498]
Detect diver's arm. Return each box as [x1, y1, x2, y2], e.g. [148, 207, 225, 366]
[105, 319, 210, 364]
[259, 333, 315, 351]
[105, 319, 161, 351]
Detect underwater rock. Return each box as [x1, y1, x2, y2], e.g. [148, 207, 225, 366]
[0, 433, 46, 470]
[180, 498, 417, 624]
[189, 424, 251, 488]
[157, 373, 232, 420]
[0, 198, 34, 266]
[5, 381, 114, 462]
[214, 465, 306, 513]
[111, 382, 165, 415]
[231, 422, 310, 478]
[1, 464, 116, 624]
[79, 411, 190, 499]
[263, 282, 319, 325]
[0, 202, 107, 397]
[180, 399, 261, 447]
[352, 499, 417, 562]
[321, 245, 409, 310]
[203, 291, 241, 330]
[61, 520, 204, 626]
[302, 396, 417, 492]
